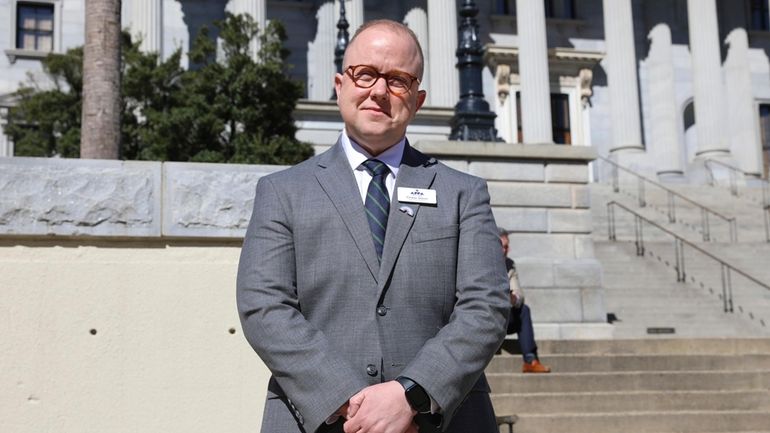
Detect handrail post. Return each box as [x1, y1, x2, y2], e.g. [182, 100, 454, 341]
[667, 191, 676, 223]
[730, 218, 737, 243]
[701, 208, 711, 242]
[726, 266, 734, 313]
[729, 167, 738, 197]
[638, 177, 646, 207]
[721, 264, 729, 313]
[764, 205, 770, 243]
[634, 214, 644, 256]
[607, 202, 616, 241]
[720, 265, 734, 313]
[705, 160, 715, 186]
[674, 238, 686, 282]
[612, 162, 619, 193]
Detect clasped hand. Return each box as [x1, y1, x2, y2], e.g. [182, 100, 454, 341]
[338, 381, 418, 433]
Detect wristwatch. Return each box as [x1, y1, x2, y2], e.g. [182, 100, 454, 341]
[395, 376, 431, 413]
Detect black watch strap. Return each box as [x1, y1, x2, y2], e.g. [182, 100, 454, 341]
[395, 376, 432, 413]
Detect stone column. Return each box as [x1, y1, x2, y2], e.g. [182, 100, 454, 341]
[427, 0, 459, 107]
[687, 0, 729, 157]
[130, 0, 162, 54]
[0, 109, 11, 157]
[647, 24, 683, 178]
[307, 1, 337, 100]
[602, 0, 643, 152]
[725, 28, 763, 177]
[345, 0, 364, 36]
[516, 0, 552, 143]
[494, 64, 514, 143]
[404, 7, 430, 105]
[228, 0, 267, 60]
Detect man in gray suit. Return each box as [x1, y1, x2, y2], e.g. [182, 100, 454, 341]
[237, 19, 510, 433]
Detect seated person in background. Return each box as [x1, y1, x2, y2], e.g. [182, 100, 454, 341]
[499, 228, 551, 374]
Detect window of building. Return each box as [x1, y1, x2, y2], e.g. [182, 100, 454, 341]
[16, 2, 54, 52]
[750, 0, 770, 31]
[515, 92, 572, 144]
[545, 0, 576, 19]
[551, 93, 571, 144]
[495, 0, 513, 15]
[759, 104, 770, 178]
[493, 0, 576, 19]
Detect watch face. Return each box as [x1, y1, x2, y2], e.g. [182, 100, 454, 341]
[406, 386, 431, 412]
[397, 376, 431, 412]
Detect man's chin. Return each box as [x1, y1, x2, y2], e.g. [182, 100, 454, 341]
[353, 133, 400, 154]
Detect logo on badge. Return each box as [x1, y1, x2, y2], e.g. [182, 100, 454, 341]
[397, 187, 437, 205]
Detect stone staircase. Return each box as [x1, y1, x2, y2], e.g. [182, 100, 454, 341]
[485, 179, 770, 432]
[595, 240, 769, 338]
[591, 182, 770, 334]
[489, 339, 770, 433]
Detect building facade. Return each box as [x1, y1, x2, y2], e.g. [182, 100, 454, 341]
[2, 0, 770, 181]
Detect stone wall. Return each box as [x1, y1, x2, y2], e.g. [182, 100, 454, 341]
[413, 141, 610, 339]
[0, 157, 284, 238]
[1, 149, 610, 339]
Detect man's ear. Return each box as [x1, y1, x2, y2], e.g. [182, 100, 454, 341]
[334, 73, 343, 102]
[415, 90, 427, 111]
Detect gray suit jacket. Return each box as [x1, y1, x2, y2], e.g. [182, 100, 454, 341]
[236, 140, 510, 432]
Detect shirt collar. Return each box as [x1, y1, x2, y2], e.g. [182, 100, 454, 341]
[340, 129, 404, 177]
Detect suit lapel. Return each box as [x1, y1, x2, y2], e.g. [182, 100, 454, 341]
[377, 144, 437, 296]
[315, 141, 381, 282]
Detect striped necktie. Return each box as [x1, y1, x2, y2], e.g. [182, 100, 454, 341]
[362, 159, 390, 262]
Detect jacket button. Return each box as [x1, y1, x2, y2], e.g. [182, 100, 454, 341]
[366, 364, 378, 376]
[377, 306, 388, 316]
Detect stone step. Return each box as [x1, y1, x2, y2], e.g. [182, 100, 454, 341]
[532, 338, 770, 355]
[505, 411, 770, 433]
[491, 389, 770, 414]
[487, 354, 770, 373]
[487, 370, 770, 394]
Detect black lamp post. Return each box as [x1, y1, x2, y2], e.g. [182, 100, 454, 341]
[449, 0, 501, 141]
[332, 0, 350, 99]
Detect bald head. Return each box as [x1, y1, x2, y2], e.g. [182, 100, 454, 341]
[344, 19, 425, 81]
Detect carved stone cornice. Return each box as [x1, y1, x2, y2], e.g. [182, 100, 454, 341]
[486, 45, 603, 105]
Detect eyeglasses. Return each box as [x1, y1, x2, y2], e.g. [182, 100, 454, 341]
[345, 64, 420, 95]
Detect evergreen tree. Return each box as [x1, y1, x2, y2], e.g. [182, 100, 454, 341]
[4, 48, 83, 157]
[4, 13, 313, 165]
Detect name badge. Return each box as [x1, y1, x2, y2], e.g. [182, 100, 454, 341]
[397, 187, 437, 205]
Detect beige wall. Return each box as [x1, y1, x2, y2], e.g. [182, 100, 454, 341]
[0, 240, 271, 433]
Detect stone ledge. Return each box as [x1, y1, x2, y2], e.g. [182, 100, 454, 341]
[0, 157, 161, 237]
[0, 157, 285, 239]
[413, 140, 597, 162]
[529, 323, 615, 340]
[163, 162, 285, 238]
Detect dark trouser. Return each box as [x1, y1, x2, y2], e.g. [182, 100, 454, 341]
[507, 304, 537, 361]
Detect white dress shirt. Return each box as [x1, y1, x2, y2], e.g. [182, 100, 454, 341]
[340, 129, 405, 204]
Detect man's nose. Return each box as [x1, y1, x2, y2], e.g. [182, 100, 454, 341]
[369, 76, 389, 98]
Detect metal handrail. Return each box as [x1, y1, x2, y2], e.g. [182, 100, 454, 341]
[607, 201, 770, 317]
[705, 158, 770, 242]
[600, 156, 737, 243]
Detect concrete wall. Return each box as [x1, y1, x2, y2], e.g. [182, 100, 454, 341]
[0, 156, 282, 433]
[0, 241, 270, 433]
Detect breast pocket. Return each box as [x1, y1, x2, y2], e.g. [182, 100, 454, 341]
[411, 224, 459, 243]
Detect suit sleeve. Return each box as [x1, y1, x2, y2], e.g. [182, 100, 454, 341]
[236, 177, 369, 431]
[398, 176, 511, 427]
